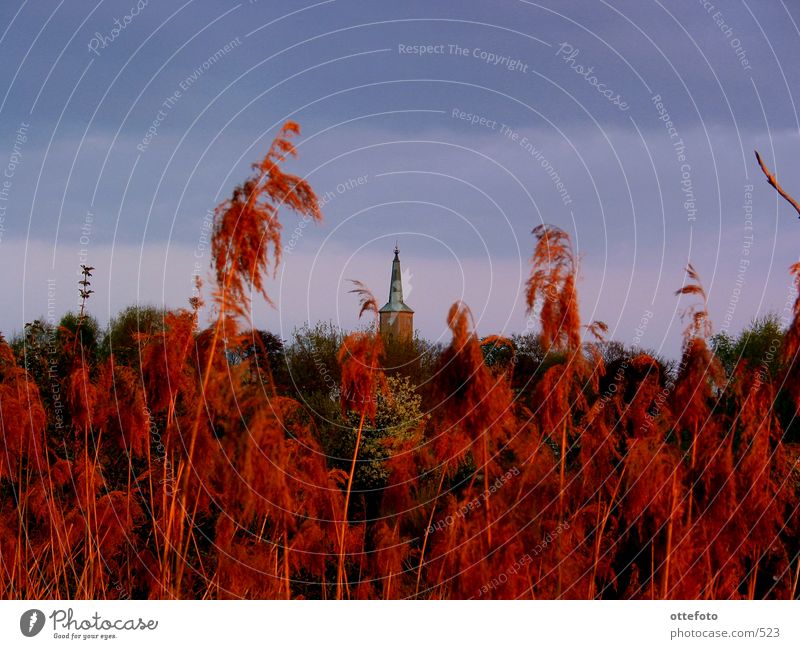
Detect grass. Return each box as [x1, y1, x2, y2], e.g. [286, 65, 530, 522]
[1, 133, 799, 600]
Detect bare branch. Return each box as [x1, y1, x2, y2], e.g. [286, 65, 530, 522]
[755, 150, 800, 219]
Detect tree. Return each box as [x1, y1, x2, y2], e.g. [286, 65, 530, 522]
[235, 329, 290, 392]
[339, 374, 425, 492]
[711, 314, 783, 379]
[285, 322, 343, 398]
[100, 305, 166, 367]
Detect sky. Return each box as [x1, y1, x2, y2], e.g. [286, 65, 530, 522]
[1, 0, 799, 356]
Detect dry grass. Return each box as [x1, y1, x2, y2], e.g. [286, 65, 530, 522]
[0, 133, 799, 600]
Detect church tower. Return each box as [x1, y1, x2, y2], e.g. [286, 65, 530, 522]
[379, 245, 414, 341]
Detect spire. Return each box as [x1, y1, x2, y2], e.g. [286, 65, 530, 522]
[379, 244, 413, 314]
[389, 246, 403, 304]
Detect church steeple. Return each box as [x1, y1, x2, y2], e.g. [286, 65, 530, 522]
[379, 244, 414, 340]
[389, 245, 404, 305]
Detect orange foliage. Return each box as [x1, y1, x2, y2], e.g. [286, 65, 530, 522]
[1, 136, 798, 602]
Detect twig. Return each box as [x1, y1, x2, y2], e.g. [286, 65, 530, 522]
[755, 150, 800, 218]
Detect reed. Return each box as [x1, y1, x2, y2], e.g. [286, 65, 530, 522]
[1, 139, 799, 600]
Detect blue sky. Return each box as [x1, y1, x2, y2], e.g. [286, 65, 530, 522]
[1, 0, 799, 355]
